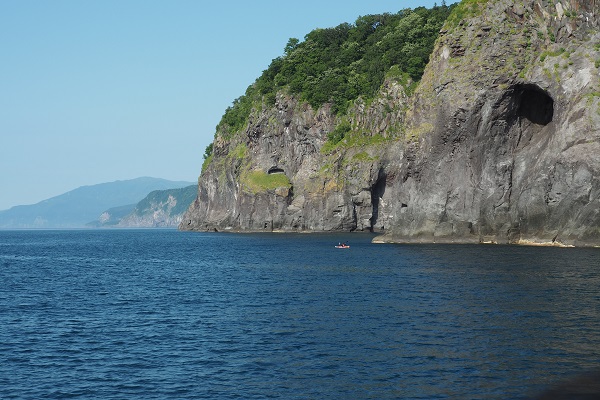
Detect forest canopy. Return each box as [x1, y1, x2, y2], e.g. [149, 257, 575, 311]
[216, 3, 454, 138]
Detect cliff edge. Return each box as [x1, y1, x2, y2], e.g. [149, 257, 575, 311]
[182, 0, 600, 246]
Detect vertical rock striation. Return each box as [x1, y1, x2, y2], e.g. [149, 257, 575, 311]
[376, 0, 600, 246]
[182, 0, 600, 246]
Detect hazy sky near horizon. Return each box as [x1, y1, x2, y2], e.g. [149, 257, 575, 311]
[1, 0, 445, 210]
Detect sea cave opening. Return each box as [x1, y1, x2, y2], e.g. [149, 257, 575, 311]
[515, 84, 554, 126]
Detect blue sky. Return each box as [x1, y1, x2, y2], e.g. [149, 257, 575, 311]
[0, 0, 446, 210]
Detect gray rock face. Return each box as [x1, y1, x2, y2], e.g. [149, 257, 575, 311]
[182, 0, 600, 246]
[375, 0, 600, 246]
[92, 185, 197, 228]
[116, 194, 183, 228]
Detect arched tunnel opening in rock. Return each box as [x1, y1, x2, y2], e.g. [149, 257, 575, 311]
[370, 172, 387, 231]
[268, 167, 285, 174]
[514, 84, 554, 126]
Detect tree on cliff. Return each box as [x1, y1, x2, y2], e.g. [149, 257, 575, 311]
[216, 4, 454, 137]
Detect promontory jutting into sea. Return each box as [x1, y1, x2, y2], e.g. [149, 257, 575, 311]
[2, 1, 600, 400]
[180, 0, 600, 248]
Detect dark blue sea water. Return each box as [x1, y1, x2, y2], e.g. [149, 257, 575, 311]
[1, 230, 599, 399]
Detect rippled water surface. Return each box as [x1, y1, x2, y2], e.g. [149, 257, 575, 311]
[1, 229, 599, 399]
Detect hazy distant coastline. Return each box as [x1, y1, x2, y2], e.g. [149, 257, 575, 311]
[0, 177, 194, 229]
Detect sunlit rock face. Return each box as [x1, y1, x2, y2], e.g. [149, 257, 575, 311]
[182, 0, 600, 246]
[375, 0, 600, 246]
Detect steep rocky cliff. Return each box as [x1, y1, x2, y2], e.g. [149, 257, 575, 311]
[92, 185, 197, 228]
[181, 0, 600, 246]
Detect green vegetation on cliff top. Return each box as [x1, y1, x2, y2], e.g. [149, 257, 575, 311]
[215, 3, 454, 139]
[443, 0, 488, 30]
[134, 185, 198, 217]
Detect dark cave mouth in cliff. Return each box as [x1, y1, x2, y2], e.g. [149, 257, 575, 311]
[268, 167, 285, 174]
[514, 84, 554, 126]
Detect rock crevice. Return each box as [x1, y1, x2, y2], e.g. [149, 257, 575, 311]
[182, 0, 600, 246]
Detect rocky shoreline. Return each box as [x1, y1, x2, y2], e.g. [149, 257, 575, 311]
[182, 0, 600, 247]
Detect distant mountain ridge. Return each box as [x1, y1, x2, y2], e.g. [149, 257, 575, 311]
[0, 177, 195, 229]
[88, 185, 197, 228]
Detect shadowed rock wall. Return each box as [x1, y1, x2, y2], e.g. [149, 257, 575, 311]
[374, 0, 600, 246]
[182, 0, 600, 246]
